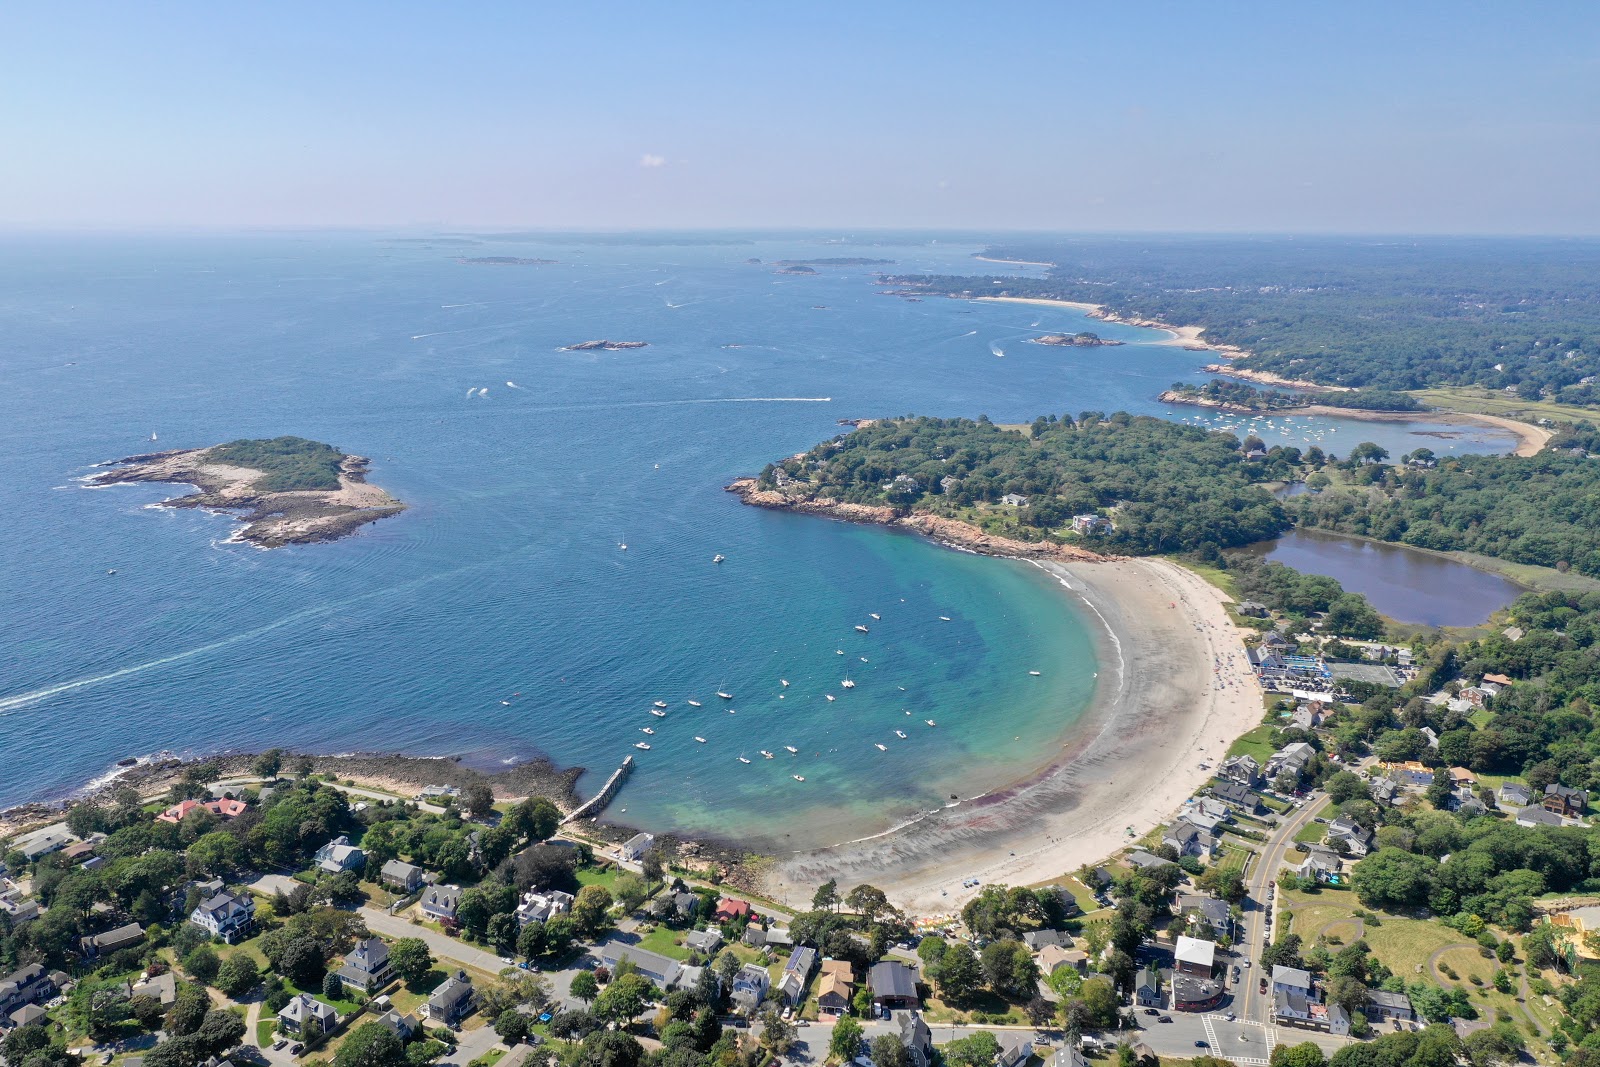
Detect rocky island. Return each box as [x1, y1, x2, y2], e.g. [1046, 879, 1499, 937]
[456, 256, 558, 265]
[1028, 332, 1124, 347]
[89, 436, 405, 548]
[561, 339, 650, 351]
[773, 265, 818, 275]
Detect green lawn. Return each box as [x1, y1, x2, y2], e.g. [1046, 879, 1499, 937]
[576, 865, 623, 892]
[633, 924, 691, 960]
[256, 1018, 277, 1047]
[1227, 725, 1278, 765]
[1292, 802, 1335, 844]
[282, 976, 360, 1016]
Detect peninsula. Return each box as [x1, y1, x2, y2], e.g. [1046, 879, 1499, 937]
[561, 339, 649, 351]
[88, 436, 405, 548]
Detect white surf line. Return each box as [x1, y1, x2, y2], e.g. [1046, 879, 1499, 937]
[0, 553, 506, 717]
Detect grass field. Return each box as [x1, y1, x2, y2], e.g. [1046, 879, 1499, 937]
[633, 923, 691, 960]
[255, 1019, 276, 1047]
[1227, 725, 1278, 765]
[1411, 386, 1595, 427]
[1292, 802, 1335, 844]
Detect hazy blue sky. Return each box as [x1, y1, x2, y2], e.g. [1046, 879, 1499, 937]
[4, 2, 1597, 233]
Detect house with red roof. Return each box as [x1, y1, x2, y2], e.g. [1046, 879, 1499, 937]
[155, 800, 203, 824]
[205, 798, 248, 819]
[714, 896, 754, 923]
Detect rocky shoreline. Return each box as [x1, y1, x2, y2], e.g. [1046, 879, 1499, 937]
[1029, 332, 1124, 348]
[88, 447, 405, 548]
[561, 340, 649, 351]
[724, 478, 1107, 563]
[1158, 389, 1259, 413]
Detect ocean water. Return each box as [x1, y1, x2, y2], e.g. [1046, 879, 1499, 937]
[0, 233, 1516, 848]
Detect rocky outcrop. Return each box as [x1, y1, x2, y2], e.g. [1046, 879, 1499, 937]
[1029, 333, 1125, 348]
[561, 340, 649, 351]
[1158, 389, 1258, 413]
[725, 479, 1107, 562]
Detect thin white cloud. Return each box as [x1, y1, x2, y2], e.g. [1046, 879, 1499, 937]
[639, 154, 667, 168]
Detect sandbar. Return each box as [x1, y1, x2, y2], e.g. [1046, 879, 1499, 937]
[756, 555, 1263, 914]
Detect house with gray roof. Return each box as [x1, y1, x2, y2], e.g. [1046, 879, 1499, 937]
[380, 860, 425, 893]
[313, 835, 365, 875]
[731, 963, 770, 1012]
[600, 944, 684, 990]
[337, 937, 393, 994]
[78, 922, 143, 959]
[419, 885, 462, 924]
[278, 993, 337, 1036]
[868, 961, 919, 1010]
[190, 890, 255, 944]
[425, 970, 475, 1024]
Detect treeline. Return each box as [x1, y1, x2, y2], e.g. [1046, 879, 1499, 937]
[1220, 553, 1386, 638]
[207, 436, 346, 492]
[1286, 450, 1600, 577]
[884, 235, 1600, 404]
[761, 412, 1291, 553]
[1168, 381, 1422, 413]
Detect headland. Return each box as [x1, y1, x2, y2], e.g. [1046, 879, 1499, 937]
[88, 436, 405, 548]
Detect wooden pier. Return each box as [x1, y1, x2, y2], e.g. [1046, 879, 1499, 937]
[562, 755, 634, 824]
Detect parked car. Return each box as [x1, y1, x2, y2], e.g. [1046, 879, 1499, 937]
[1159, 1016, 1172, 1024]
[272, 1040, 288, 1051]
[1145, 1008, 1160, 1016]
[1195, 1041, 1209, 1049]
[290, 1045, 304, 1056]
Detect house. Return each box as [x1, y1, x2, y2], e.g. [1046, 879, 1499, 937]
[1237, 601, 1270, 618]
[1545, 784, 1589, 817]
[1047, 1048, 1089, 1067]
[1187, 797, 1232, 823]
[10, 1003, 47, 1028]
[1381, 761, 1435, 788]
[419, 885, 463, 924]
[417, 785, 459, 801]
[17, 828, 75, 861]
[314, 835, 366, 875]
[743, 924, 792, 950]
[817, 971, 853, 1016]
[671, 891, 700, 922]
[374, 1009, 421, 1041]
[600, 944, 684, 990]
[1022, 929, 1071, 951]
[868, 961, 920, 1011]
[1420, 727, 1440, 749]
[1173, 936, 1215, 978]
[131, 971, 177, 1007]
[887, 1011, 933, 1067]
[1177, 809, 1226, 836]
[1218, 755, 1261, 787]
[1325, 816, 1375, 857]
[79, 922, 144, 959]
[1272, 965, 1339, 1031]
[1265, 742, 1317, 782]
[714, 897, 754, 924]
[156, 799, 203, 824]
[731, 963, 770, 1012]
[381, 860, 426, 893]
[425, 970, 475, 1024]
[1071, 514, 1112, 535]
[995, 1032, 1035, 1067]
[1482, 673, 1514, 687]
[1128, 849, 1173, 870]
[278, 993, 338, 1036]
[204, 798, 248, 819]
[1176, 894, 1232, 939]
[1037, 946, 1088, 976]
[684, 929, 723, 956]
[1448, 767, 1477, 788]
[1498, 783, 1534, 808]
[1517, 806, 1565, 828]
[1162, 819, 1218, 860]
[1001, 493, 1029, 507]
[0, 965, 60, 1021]
[1369, 778, 1401, 806]
[1133, 967, 1163, 1007]
[1212, 779, 1263, 813]
[189, 890, 256, 944]
[515, 889, 575, 927]
[621, 832, 656, 862]
[1365, 990, 1415, 1024]
[336, 937, 393, 994]
[1289, 706, 1323, 732]
[779, 946, 817, 1005]
[1297, 847, 1343, 883]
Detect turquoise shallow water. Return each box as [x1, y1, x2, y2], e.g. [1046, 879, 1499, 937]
[0, 233, 1516, 847]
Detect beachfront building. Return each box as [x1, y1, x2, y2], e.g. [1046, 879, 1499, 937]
[1211, 779, 1262, 813]
[1162, 818, 1219, 861]
[868, 961, 920, 1011]
[620, 832, 656, 862]
[714, 897, 754, 924]
[1265, 742, 1318, 782]
[1217, 754, 1261, 787]
[189, 890, 256, 943]
[1071, 513, 1112, 535]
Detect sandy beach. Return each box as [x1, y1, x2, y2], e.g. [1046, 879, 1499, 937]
[1281, 404, 1552, 458]
[756, 556, 1263, 915]
[976, 296, 1220, 350]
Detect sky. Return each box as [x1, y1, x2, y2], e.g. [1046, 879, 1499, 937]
[2, 1, 1598, 233]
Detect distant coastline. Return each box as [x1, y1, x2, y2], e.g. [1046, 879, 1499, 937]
[456, 256, 558, 266]
[87, 439, 405, 548]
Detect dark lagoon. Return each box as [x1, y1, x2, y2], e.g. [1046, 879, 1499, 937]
[1244, 528, 1525, 627]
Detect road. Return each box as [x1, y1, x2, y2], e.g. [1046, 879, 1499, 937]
[359, 906, 513, 976]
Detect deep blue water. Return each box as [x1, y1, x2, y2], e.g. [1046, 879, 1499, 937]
[0, 233, 1518, 846]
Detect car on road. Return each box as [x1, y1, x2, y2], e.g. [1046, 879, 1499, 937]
[500, 956, 515, 966]
[272, 1040, 288, 1051]
[1225, 1012, 1236, 1021]
[290, 1045, 304, 1056]
[1195, 1041, 1209, 1049]
[1159, 1016, 1172, 1024]
[1144, 1008, 1160, 1016]
[1260, 977, 1269, 993]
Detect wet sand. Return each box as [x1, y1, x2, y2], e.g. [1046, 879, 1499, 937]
[756, 556, 1263, 914]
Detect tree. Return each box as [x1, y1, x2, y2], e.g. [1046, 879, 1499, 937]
[462, 783, 495, 819]
[578, 1030, 643, 1067]
[509, 797, 562, 843]
[456, 888, 492, 937]
[278, 936, 327, 986]
[1352, 848, 1438, 911]
[944, 1034, 1003, 1067]
[831, 1016, 864, 1060]
[640, 850, 665, 889]
[216, 954, 259, 998]
[167, 982, 211, 1037]
[1270, 1042, 1327, 1067]
[613, 874, 647, 914]
[813, 880, 840, 912]
[488, 912, 522, 955]
[323, 972, 345, 1001]
[517, 921, 548, 961]
[390, 937, 434, 986]
[1065, 977, 1121, 1029]
[845, 884, 892, 925]
[495, 1010, 532, 1045]
[594, 973, 655, 1024]
[196, 1010, 246, 1056]
[573, 885, 614, 935]
[183, 944, 221, 985]
[254, 749, 284, 781]
[334, 1022, 407, 1067]
[935, 942, 982, 1001]
[870, 1035, 909, 1067]
[570, 970, 600, 1005]
[758, 1008, 796, 1054]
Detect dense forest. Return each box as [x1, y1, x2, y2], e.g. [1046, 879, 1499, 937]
[1166, 380, 1422, 413]
[1286, 450, 1600, 578]
[206, 436, 346, 492]
[760, 412, 1291, 553]
[882, 236, 1600, 404]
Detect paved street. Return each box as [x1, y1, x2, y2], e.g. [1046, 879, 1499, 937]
[360, 905, 512, 976]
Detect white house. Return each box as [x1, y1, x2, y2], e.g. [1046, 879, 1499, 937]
[189, 890, 255, 944]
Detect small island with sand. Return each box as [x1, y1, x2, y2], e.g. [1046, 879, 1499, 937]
[89, 436, 405, 548]
[1028, 331, 1124, 347]
[561, 339, 649, 351]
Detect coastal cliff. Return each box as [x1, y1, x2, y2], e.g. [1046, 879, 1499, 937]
[725, 478, 1107, 562]
[89, 438, 405, 548]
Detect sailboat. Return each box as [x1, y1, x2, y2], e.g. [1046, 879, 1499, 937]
[841, 678, 855, 689]
[149, 432, 158, 442]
